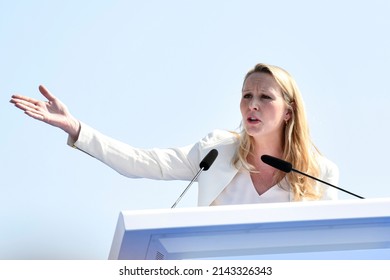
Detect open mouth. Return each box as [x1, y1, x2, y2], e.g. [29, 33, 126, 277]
[247, 116, 260, 123]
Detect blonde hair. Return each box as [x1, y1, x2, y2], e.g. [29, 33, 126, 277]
[233, 63, 321, 200]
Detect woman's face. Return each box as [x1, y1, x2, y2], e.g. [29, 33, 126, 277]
[240, 72, 291, 142]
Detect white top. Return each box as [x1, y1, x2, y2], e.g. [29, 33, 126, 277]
[211, 170, 290, 205]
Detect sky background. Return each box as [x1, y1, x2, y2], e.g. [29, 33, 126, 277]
[1, 0, 390, 259]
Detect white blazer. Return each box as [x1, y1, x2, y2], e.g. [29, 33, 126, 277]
[68, 122, 339, 206]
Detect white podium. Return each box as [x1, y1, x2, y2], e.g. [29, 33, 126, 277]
[109, 198, 390, 260]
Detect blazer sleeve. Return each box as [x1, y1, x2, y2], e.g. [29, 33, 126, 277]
[67, 122, 201, 180]
[67, 122, 238, 184]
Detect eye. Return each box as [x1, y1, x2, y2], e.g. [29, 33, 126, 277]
[242, 93, 252, 99]
[261, 94, 272, 100]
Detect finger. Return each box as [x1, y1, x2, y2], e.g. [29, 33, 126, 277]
[10, 95, 40, 105]
[14, 101, 46, 121]
[39, 85, 56, 102]
[25, 110, 45, 121]
[13, 99, 40, 112]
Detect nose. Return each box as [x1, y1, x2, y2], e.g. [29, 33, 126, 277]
[249, 98, 259, 111]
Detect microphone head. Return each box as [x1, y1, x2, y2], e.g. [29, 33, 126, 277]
[261, 155, 292, 173]
[199, 149, 218, 171]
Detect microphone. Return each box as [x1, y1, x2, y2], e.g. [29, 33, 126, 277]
[261, 155, 365, 199]
[171, 149, 218, 208]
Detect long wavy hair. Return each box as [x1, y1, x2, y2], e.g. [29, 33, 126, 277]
[233, 63, 321, 201]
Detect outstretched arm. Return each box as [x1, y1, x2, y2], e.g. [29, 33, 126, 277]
[10, 85, 80, 141]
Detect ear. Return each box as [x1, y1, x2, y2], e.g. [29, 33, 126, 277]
[284, 102, 295, 122]
[284, 110, 292, 123]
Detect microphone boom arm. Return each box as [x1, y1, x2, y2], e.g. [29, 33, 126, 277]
[291, 168, 365, 199]
[171, 167, 204, 208]
[171, 149, 219, 208]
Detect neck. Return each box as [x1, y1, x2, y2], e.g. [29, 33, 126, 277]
[252, 134, 284, 158]
[245, 133, 284, 172]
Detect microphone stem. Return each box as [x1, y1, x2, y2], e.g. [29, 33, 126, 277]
[291, 168, 365, 199]
[171, 167, 204, 208]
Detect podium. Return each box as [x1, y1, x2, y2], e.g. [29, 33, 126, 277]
[109, 198, 390, 260]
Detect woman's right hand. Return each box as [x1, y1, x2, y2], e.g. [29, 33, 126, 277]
[10, 85, 80, 141]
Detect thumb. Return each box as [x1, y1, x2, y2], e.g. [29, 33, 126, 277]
[38, 85, 56, 102]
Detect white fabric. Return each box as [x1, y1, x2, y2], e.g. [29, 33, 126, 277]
[68, 122, 339, 206]
[211, 170, 290, 205]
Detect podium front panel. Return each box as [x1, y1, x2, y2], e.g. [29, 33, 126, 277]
[109, 198, 390, 260]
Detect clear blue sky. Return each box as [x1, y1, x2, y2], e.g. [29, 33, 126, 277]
[1, 0, 389, 259]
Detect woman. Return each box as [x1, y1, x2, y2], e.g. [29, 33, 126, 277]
[10, 63, 338, 206]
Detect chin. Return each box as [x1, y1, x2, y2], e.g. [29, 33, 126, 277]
[243, 128, 261, 137]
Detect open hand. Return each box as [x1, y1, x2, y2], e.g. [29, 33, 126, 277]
[10, 85, 80, 140]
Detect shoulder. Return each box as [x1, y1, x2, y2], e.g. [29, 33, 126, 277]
[199, 129, 240, 148]
[316, 154, 338, 176]
[196, 129, 240, 163]
[306, 153, 339, 200]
